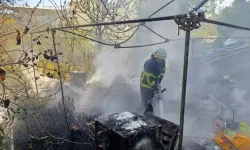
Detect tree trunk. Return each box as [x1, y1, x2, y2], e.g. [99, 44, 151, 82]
[97, 26, 102, 51]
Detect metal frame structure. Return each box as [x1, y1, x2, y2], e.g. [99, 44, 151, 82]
[46, 0, 250, 149]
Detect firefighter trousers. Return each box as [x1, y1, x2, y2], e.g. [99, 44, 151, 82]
[140, 86, 155, 114]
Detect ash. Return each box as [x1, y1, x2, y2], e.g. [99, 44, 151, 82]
[122, 118, 147, 130]
[114, 112, 135, 120]
[97, 112, 156, 137]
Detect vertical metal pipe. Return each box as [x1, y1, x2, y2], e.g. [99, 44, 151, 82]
[51, 30, 69, 130]
[191, 38, 195, 58]
[232, 110, 235, 122]
[178, 30, 191, 150]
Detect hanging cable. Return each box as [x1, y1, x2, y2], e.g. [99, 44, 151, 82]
[57, 28, 169, 49]
[115, 41, 168, 49]
[114, 0, 175, 45]
[57, 29, 116, 46]
[143, 24, 169, 40]
[148, 0, 175, 18]
[118, 25, 141, 44]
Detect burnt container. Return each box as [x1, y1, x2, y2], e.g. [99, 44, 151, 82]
[95, 112, 162, 150]
[144, 113, 180, 150]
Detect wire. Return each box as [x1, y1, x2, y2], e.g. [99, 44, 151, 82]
[148, 0, 175, 18]
[57, 29, 116, 46]
[105, 24, 139, 34]
[113, 0, 175, 45]
[143, 24, 169, 40]
[118, 25, 140, 44]
[116, 41, 168, 49]
[203, 19, 250, 31]
[29, 0, 176, 48]
[57, 28, 169, 49]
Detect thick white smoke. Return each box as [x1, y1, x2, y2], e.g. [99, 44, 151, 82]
[73, 0, 208, 135]
[72, 0, 250, 145]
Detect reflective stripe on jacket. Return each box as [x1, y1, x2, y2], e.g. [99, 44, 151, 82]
[140, 53, 165, 90]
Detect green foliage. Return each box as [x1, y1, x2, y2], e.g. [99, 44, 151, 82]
[36, 58, 69, 80]
[0, 136, 3, 147]
[0, 135, 9, 150]
[187, 0, 226, 17]
[192, 23, 218, 41]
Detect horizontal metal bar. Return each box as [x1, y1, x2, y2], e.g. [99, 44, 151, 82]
[30, 15, 177, 34]
[51, 15, 176, 31]
[203, 19, 250, 31]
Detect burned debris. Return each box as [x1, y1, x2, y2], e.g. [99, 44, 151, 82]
[95, 112, 179, 150]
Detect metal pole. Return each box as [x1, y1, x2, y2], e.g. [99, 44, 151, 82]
[51, 15, 176, 31]
[51, 30, 69, 130]
[190, 0, 210, 12]
[203, 19, 250, 31]
[232, 110, 235, 122]
[178, 30, 191, 150]
[191, 38, 194, 58]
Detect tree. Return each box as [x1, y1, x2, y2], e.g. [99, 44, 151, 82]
[0, 15, 21, 64]
[216, 0, 250, 38]
[69, 0, 140, 50]
[0, 0, 17, 5]
[188, 0, 226, 17]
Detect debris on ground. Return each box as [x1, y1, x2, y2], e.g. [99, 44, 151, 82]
[95, 112, 179, 150]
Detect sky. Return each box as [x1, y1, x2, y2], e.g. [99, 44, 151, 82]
[17, 0, 235, 8]
[17, 0, 70, 8]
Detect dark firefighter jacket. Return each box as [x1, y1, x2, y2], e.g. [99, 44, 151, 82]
[140, 53, 166, 90]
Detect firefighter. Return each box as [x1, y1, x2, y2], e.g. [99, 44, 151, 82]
[68, 125, 82, 150]
[140, 48, 167, 115]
